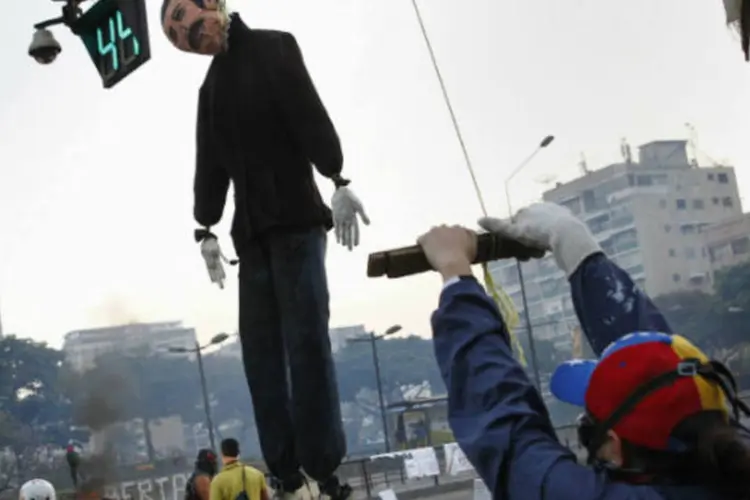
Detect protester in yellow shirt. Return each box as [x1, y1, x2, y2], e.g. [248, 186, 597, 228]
[210, 438, 268, 500]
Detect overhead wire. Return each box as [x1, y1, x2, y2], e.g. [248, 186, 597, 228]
[408, 0, 488, 217]
[408, 0, 529, 369]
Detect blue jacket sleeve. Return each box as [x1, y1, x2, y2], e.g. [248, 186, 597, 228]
[569, 253, 672, 356]
[432, 277, 667, 500]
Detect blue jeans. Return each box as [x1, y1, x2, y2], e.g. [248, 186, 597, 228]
[237, 227, 346, 484]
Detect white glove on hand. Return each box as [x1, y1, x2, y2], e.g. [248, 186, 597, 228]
[200, 237, 227, 289]
[478, 202, 601, 277]
[332, 186, 370, 251]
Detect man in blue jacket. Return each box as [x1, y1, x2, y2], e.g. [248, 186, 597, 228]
[417, 202, 750, 499]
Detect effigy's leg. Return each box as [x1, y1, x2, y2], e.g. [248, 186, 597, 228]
[238, 237, 303, 487]
[268, 227, 347, 483]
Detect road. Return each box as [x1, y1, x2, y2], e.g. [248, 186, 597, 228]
[428, 490, 472, 500]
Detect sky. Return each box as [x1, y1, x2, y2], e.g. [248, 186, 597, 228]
[0, 0, 749, 348]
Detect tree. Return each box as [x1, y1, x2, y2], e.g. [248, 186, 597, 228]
[652, 290, 722, 350]
[714, 261, 750, 313]
[0, 336, 71, 482]
[202, 353, 259, 454]
[334, 335, 444, 403]
[652, 261, 750, 360]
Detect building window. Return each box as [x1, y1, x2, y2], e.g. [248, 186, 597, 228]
[713, 197, 720, 205]
[673, 273, 681, 282]
[707, 173, 714, 181]
[613, 229, 639, 253]
[587, 213, 610, 234]
[722, 196, 734, 207]
[685, 247, 696, 259]
[636, 175, 653, 186]
[668, 248, 676, 257]
[731, 237, 750, 255]
[664, 224, 671, 233]
[561, 197, 582, 215]
[676, 199, 687, 210]
[710, 244, 732, 263]
[681, 224, 696, 235]
[659, 199, 667, 209]
[717, 173, 729, 184]
[692, 199, 704, 210]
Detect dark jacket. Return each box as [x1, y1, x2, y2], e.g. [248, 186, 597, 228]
[195, 14, 342, 252]
[431, 254, 729, 499]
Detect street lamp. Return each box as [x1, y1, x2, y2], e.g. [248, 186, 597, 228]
[167, 332, 231, 451]
[350, 324, 402, 452]
[503, 135, 555, 392]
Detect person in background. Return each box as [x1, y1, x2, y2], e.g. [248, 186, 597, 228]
[210, 439, 268, 500]
[417, 202, 750, 499]
[65, 444, 80, 488]
[185, 449, 218, 500]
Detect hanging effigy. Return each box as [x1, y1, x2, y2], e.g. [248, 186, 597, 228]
[160, 1, 368, 498]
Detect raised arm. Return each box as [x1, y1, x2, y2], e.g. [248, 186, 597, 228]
[569, 254, 672, 355]
[422, 226, 663, 500]
[433, 276, 569, 497]
[276, 32, 343, 180]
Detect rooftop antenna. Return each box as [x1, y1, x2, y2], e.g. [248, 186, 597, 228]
[620, 138, 633, 164]
[685, 123, 699, 167]
[685, 123, 722, 167]
[579, 153, 590, 176]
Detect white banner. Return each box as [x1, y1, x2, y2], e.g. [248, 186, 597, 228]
[103, 472, 189, 500]
[403, 447, 440, 479]
[443, 442, 473, 475]
[377, 489, 398, 500]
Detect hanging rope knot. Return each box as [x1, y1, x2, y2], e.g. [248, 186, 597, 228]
[194, 228, 218, 243]
[331, 174, 351, 188]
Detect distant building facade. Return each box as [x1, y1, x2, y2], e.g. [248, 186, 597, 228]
[489, 139, 743, 352]
[330, 324, 367, 353]
[703, 213, 750, 274]
[63, 321, 197, 372]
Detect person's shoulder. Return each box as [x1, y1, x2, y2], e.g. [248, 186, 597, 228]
[212, 468, 232, 482]
[242, 464, 264, 475]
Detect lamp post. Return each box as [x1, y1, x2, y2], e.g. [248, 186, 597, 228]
[168, 332, 230, 451]
[504, 135, 555, 392]
[350, 324, 402, 452]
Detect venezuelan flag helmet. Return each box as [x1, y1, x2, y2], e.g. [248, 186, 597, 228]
[551, 332, 748, 458]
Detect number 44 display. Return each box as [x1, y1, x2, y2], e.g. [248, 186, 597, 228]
[72, 0, 151, 89]
[97, 10, 140, 73]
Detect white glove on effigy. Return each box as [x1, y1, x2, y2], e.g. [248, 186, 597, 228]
[478, 202, 602, 277]
[332, 186, 370, 251]
[200, 236, 228, 289]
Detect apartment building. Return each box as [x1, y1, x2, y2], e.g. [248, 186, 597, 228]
[63, 321, 197, 372]
[489, 140, 743, 352]
[330, 324, 367, 353]
[703, 213, 750, 274]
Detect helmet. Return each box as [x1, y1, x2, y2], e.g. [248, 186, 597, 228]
[19, 479, 56, 500]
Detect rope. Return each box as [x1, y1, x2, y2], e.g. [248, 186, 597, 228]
[409, 0, 488, 217]
[409, 0, 527, 366]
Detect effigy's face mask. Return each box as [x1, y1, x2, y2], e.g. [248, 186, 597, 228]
[161, 0, 230, 55]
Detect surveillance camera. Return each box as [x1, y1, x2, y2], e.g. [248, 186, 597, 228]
[28, 28, 61, 65]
